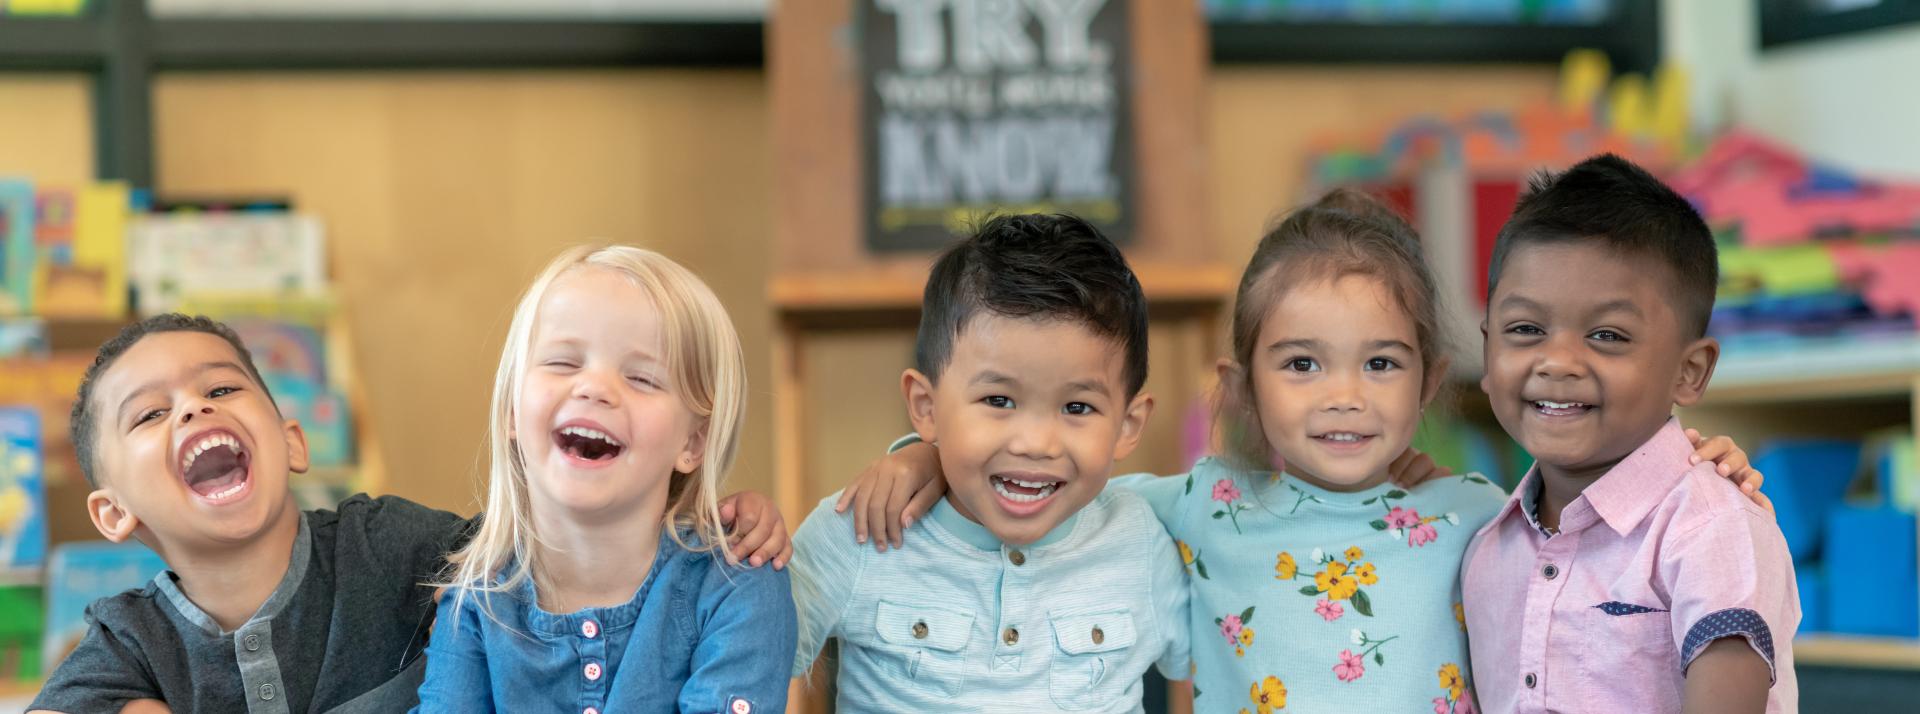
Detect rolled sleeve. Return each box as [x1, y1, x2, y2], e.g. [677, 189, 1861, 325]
[1661, 509, 1798, 681]
[681, 564, 797, 714]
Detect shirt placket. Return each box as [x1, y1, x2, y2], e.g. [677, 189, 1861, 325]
[233, 619, 290, 714]
[576, 616, 608, 714]
[992, 546, 1029, 675]
[1520, 506, 1591, 711]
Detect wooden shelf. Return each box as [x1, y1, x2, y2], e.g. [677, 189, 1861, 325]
[1704, 336, 1920, 405]
[772, 262, 1237, 322]
[1796, 635, 1920, 670]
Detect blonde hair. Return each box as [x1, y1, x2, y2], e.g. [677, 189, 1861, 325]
[440, 244, 748, 606]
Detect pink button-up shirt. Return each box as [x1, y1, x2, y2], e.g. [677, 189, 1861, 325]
[1462, 419, 1798, 712]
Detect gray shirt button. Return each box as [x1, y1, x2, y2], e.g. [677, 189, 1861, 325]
[260, 683, 276, 700]
[244, 634, 260, 652]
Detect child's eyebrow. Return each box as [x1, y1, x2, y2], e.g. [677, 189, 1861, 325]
[1366, 339, 1416, 353]
[1264, 338, 1323, 353]
[116, 360, 251, 420]
[1063, 378, 1111, 396]
[969, 370, 1019, 387]
[1588, 299, 1646, 319]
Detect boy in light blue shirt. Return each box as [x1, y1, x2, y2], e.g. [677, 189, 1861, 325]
[788, 214, 1190, 712]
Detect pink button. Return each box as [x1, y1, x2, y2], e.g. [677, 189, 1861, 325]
[730, 699, 752, 714]
[585, 708, 600, 714]
[581, 620, 599, 639]
[584, 662, 602, 681]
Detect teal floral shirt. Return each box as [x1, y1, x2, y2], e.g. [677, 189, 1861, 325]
[1114, 458, 1505, 713]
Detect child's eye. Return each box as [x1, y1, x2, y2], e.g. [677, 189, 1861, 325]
[134, 409, 166, 426]
[542, 359, 579, 369]
[1506, 324, 1544, 336]
[208, 386, 240, 398]
[1063, 402, 1096, 416]
[1365, 357, 1399, 371]
[1589, 329, 1628, 343]
[627, 375, 658, 388]
[983, 396, 1015, 409]
[1284, 358, 1319, 373]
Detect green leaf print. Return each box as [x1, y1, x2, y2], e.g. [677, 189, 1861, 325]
[1386, 490, 1407, 499]
[1352, 589, 1374, 617]
[1375, 652, 1384, 666]
[1466, 475, 1490, 485]
[1240, 606, 1256, 624]
[1369, 519, 1389, 531]
[1361, 497, 1378, 506]
[1298, 585, 1320, 596]
[1196, 560, 1210, 580]
[1185, 474, 1194, 494]
[1212, 511, 1226, 519]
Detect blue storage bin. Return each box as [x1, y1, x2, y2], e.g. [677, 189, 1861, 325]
[1755, 440, 1863, 562]
[1823, 506, 1919, 638]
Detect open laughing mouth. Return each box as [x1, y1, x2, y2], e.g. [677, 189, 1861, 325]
[1530, 400, 1596, 417]
[179, 430, 252, 503]
[990, 473, 1061, 512]
[552, 424, 626, 464]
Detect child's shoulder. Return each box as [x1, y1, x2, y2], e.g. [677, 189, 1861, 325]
[1402, 473, 1510, 529]
[1076, 487, 1173, 544]
[1666, 460, 1778, 534]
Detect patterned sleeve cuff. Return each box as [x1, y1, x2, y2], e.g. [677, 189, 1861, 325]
[887, 433, 923, 454]
[1681, 607, 1778, 683]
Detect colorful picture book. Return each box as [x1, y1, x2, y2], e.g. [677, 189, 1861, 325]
[41, 541, 166, 673]
[0, 408, 45, 575]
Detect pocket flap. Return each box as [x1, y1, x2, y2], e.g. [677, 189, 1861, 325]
[875, 598, 975, 652]
[1049, 607, 1135, 655]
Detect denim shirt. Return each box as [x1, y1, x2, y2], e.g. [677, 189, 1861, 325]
[790, 489, 1191, 713]
[412, 532, 796, 714]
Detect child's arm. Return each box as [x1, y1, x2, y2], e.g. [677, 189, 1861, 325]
[410, 591, 494, 713]
[834, 439, 943, 551]
[1664, 508, 1794, 714]
[1682, 639, 1771, 713]
[787, 500, 862, 677]
[679, 561, 798, 713]
[718, 490, 793, 569]
[28, 611, 163, 714]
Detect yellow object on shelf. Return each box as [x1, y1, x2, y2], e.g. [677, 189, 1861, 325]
[1795, 635, 1920, 670]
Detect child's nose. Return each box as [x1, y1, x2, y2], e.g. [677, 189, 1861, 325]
[178, 405, 215, 423]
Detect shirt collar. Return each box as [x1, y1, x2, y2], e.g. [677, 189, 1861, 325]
[928, 496, 1080, 551]
[1581, 417, 1696, 536]
[519, 532, 676, 639]
[156, 511, 313, 637]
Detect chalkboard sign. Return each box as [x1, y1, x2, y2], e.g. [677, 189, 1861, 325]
[861, 0, 1135, 252]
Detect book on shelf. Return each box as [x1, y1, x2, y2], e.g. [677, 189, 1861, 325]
[0, 408, 45, 576]
[0, 180, 35, 317]
[129, 212, 327, 316]
[41, 541, 166, 674]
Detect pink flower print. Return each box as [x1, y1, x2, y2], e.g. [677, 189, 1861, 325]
[1457, 695, 1476, 714]
[1314, 598, 1345, 622]
[1385, 506, 1421, 528]
[1409, 522, 1439, 547]
[1434, 697, 1450, 714]
[1212, 479, 1242, 504]
[1220, 614, 1243, 644]
[1334, 649, 1366, 682]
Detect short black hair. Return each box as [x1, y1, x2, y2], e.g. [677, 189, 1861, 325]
[71, 314, 275, 486]
[1487, 153, 1719, 337]
[915, 213, 1149, 398]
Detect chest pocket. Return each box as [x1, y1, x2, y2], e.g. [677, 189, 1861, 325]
[1047, 607, 1137, 710]
[864, 598, 975, 696]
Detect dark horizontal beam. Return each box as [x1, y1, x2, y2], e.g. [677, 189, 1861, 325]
[0, 17, 105, 70]
[150, 19, 764, 70]
[1209, 21, 1641, 66]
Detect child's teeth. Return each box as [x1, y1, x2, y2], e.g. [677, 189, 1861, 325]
[992, 477, 1057, 504]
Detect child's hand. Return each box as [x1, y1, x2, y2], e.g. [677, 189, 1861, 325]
[835, 441, 945, 552]
[1388, 447, 1453, 488]
[719, 490, 792, 569]
[1686, 428, 1773, 514]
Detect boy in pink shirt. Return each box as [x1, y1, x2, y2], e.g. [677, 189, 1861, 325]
[1462, 154, 1797, 713]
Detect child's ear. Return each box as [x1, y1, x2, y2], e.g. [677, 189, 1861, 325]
[282, 418, 310, 474]
[1110, 391, 1156, 463]
[1478, 320, 1493, 398]
[902, 369, 938, 444]
[1421, 356, 1452, 409]
[676, 420, 709, 475]
[1672, 336, 1720, 407]
[1214, 358, 1246, 404]
[87, 488, 140, 543]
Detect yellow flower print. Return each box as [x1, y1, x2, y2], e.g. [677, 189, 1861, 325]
[1248, 676, 1287, 713]
[1314, 561, 1359, 600]
[1180, 540, 1194, 565]
[1454, 602, 1467, 631]
[1344, 546, 1364, 562]
[1354, 562, 1378, 585]
[1240, 627, 1255, 647]
[1439, 663, 1465, 701]
[1275, 551, 1297, 580]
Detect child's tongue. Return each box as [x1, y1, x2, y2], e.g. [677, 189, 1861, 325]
[186, 446, 249, 496]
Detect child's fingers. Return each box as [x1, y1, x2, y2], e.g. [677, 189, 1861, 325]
[866, 476, 893, 552]
[1738, 468, 1765, 493]
[902, 478, 946, 529]
[884, 471, 917, 548]
[739, 515, 778, 567]
[718, 498, 739, 526]
[1688, 435, 1732, 465]
[1750, 488, 1775, 515]
[1685, 427, 1703, 445]
[774, 540, 794, 570]
[850, 479, 872, 544]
